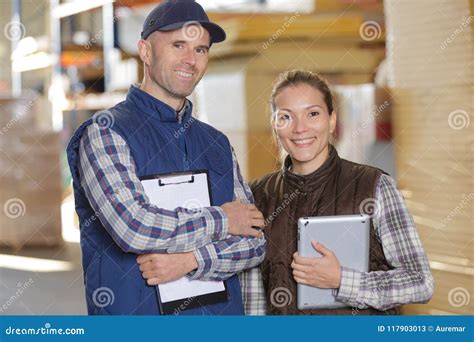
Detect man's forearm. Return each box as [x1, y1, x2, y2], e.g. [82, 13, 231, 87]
[187, 235, 266, 281]
[79, 123, 229, 254]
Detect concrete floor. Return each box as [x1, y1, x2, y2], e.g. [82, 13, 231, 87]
[0, 242, 87, 315]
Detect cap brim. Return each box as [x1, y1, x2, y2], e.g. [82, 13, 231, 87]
[159, 21, 226, 44]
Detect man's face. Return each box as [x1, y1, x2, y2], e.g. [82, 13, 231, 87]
[143, 25, 210, 102]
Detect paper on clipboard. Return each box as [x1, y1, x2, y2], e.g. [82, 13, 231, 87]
[140, 172, 225, 303]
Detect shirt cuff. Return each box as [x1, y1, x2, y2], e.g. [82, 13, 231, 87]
[202, 206, 229, 241]
[187, 244, 218, 280]
[334, 267, 361, 303]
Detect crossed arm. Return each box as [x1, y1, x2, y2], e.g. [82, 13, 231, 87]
[78, 123, 266, 284]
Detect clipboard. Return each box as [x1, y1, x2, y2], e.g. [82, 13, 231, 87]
[139, 170, 229, 314]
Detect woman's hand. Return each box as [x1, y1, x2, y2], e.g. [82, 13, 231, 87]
[291, 241, 342, 289]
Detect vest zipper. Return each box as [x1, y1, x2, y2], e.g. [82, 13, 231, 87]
[182, 129, 190, 171]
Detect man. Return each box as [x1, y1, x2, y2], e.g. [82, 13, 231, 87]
[67, 0, 265, 315]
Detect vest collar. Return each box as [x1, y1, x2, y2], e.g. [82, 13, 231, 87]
[283, 144, 340, 193]
[126, 84, 193, 123]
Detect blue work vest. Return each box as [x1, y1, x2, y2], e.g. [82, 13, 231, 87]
[66, 85, 243, 315]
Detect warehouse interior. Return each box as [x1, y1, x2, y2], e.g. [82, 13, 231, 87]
[0, 0, 472, 316]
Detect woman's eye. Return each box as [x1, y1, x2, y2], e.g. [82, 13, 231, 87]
[278, 114, 291, 121]
[309, 111, 320, 117]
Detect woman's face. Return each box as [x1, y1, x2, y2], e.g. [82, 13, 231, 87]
[273, 83, 337, 175]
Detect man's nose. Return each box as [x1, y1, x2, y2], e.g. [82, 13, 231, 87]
[181, 48, 197, 66]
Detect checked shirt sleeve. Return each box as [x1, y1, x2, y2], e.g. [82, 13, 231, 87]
[78, 123, 229, 254]
[335, 174, 434, 311]
[188, 147, 266, 282]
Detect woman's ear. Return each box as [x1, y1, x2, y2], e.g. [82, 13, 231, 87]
[329, 111, 337, 134]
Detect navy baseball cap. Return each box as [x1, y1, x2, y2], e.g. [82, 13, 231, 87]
[141, 0, 226, 44]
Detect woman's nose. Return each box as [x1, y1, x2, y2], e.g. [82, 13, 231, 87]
[292, 117, 307, 134]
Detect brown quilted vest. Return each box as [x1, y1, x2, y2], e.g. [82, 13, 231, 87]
[251, 146, 400, 315]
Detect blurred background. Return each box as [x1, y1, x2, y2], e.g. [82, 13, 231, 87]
[0, 0, 472, 316]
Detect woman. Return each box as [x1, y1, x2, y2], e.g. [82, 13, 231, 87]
[245, 70, 433, 315]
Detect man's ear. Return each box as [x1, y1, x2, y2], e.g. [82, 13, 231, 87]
[137, 39, 151, 66]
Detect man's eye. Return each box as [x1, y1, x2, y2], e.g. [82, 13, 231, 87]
[196, 48, 209, 54]
[173, 43, 184, 49]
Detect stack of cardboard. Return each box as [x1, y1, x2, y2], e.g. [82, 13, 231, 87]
[0, 92, 62, 248]
[384, 0, 473, 314]
[201, 9, 386, 180]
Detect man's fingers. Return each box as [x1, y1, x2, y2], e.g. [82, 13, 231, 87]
[139, 261, 157, 272]
[147, 277, 161, 286]
[244, 226, 264, 238]
[245, 227, 259, 238]
[251, 218, 265, 229]
[251, 211, 264, 220]
[137, 254, 154, 264]
[142, 270, 158, 279]
[244, 203, 258, 211]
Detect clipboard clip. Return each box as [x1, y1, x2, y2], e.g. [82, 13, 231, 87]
[158, 175, 195, 186]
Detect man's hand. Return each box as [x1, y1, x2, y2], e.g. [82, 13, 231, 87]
[221, 201, 265, 238]
[136, 252, 198, 285]
[291, 241, 342, 289]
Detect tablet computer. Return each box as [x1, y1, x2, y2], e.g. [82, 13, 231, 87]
[297, 214, 370, 310]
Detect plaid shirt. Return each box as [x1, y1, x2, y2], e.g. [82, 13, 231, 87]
[78, 121, 265, 282]
[241, 174, 433, 315]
